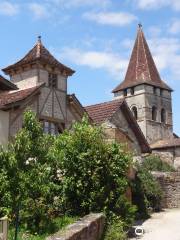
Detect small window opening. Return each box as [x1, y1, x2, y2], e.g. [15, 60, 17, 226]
[153, 87, 157, 94]
[130, 87, 135, 95]
[161, 108, 166, 123]
[49, 73, 58, 88]
[123, 89, 127, 97]
[152, 106, 157, 121]
[132, 106, 138, 120]
[42, 121, 63, 135]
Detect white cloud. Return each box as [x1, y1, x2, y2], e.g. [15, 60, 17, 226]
[47, 0, 111, 9]
[169, 19, 180, 34]
[0, 1, 19, 16]
[29, 3, 49, 19]
[59, 47, 128, 78]
[133, 0, 180, 10]
[83, 11, 137, 26]
[149, 37, 180, 79]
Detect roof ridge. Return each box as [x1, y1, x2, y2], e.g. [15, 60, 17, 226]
[85, 98, 124, 108]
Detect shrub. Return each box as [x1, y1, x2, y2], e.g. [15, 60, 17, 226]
[142, 154, 175, 172]
[132, 154, 171, 219]
[0, 111, 61, 233]
[50, 116, 136, 226]
[103, 219, 127, 240]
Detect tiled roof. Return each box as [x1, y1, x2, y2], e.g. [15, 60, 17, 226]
[151, 138, 180, 149]
[85, 99, 124, 124]
[113, 25, 172, 93]
[3, 37, 75, 76]
[0, 75, 18, 90]
[0, 84, 42, 109]
[85, 99, 150, 153]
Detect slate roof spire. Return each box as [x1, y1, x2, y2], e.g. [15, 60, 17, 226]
[3, 37, 75, 76]
[113, 25, 172, 93]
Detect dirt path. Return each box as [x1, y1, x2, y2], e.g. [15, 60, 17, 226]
[130, 209, 180, 240]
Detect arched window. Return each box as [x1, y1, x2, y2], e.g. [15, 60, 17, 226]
[161, 108, 166, 123]
[132, 106, 138, 120]
[152, 106, 157, 121]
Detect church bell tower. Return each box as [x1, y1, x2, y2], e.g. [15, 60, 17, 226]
[112, 25, 173, 144]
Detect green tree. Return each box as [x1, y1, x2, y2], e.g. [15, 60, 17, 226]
[50, 116, 136, 225]
[0, 111, 60, 233]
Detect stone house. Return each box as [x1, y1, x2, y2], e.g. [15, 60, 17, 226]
[0, 37, 85, 145]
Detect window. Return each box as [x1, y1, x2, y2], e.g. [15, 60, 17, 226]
[153, 87, 157, 95]
[49, 73, 58, 88]
[132, 106, 138, 120]
[152, 106, 157, 121]
[130, 87, 134, 95]
[43, 121, 62, 135]
[161, 108, 166, 123]
[123, 89, 127, 97]
[160, 89, 163, 96]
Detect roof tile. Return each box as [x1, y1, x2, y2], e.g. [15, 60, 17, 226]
[0, 84, 42, 109]
[85, 99, 124, 124]
[113, 26, 172, 93]
[3, 38, 75, 76]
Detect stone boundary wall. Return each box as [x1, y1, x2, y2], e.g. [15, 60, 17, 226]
[46, 213, 105, 240]
[152, 171, 180, 208]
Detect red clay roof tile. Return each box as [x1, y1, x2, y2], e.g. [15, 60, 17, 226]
[3, 37, 75, 76]
[85, 99, 124, 124]
[113, 26, 172, 93]
[0, 84, 42, 109]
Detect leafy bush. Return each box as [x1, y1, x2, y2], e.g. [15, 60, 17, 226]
[0, 111, 60, 233]
[132, 155, 171, 219]
[142, 154, 175, 172]
[50, 116, 136, 225]
[0, 111, 137, 236]
[103, 218, 127, 240]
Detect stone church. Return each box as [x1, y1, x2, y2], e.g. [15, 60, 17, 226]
[0, 25, 180, 165]
[86, 25, 180, 167]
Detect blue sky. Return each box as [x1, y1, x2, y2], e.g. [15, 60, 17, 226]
[0, 0, 180, 134]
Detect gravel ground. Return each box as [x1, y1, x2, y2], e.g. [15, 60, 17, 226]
[130, 209, 180, 240]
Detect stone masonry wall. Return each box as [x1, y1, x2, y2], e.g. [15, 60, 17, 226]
[46, 213, 105, 240]
[152, 172, 180, 208]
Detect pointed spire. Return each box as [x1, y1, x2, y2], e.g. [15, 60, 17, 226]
[2, 36, 75, 76]
[36, 35, 42, 58]
[113, 24, 172, 93]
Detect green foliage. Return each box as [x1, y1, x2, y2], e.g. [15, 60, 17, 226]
[50, 116, 136, 225]
[0, 111, 60, 233]
[103, 217, 127, 240]
[132, 155, 171, 219]
[0, 111, 136, 236]
[142, 154, 175, 172]
[8, 215, 77, 240]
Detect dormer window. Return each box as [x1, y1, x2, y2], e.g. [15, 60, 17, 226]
[49, 73, 57, 88]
